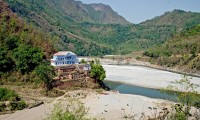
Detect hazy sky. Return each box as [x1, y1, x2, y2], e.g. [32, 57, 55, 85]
[78, 0, 200, 24]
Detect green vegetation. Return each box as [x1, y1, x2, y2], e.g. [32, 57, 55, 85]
[0, 88, 19, 101]
[5, 0, 200, 55]
[13, 45, 43, 74]
[90, 60, 106, 82]
[144, 24, 200, 71]
[80, 59, 87, 64]
[0, 88, 27, 112]
[45, 102, 94, 120]
[0, 1, 55, 91]
[35, 63, 56, 91]
[4, 0, 113, 56]
[142, 10, 200, 29]
[134, 76, 200, 120]
[164, 76, 200, 120]
[10, 101, 27, 111]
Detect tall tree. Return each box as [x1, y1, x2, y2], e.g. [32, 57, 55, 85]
[13, 44, 43, 74]
[90, 60, 106, 82]
[35, 62, 55, 91]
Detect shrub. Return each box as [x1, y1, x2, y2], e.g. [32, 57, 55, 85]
[0, 103, 6, 112]
[17, 101, 27, 110]
[10, 101, 26, 111]
[0, 88, 20, 101]
[10, 102, 18, 111]
[45, 102, 93, 120]
[164, 76, 200, 119]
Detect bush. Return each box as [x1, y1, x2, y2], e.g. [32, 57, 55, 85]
[0, 103, 6, 112]
[0, 88, 20, 101]
[45, 102, 93, 120]
[143, 50, 159, 58]
[0, 88, 27, 111]
[10, 101, 26, 111]
[17, 101, 27, 110]
[164, 76, 200, 119]
[10, 102, 18, 111]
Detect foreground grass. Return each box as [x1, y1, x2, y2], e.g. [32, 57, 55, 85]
[44, 101, 96, 120]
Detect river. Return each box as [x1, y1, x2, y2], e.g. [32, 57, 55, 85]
[103, 65, 200, 99]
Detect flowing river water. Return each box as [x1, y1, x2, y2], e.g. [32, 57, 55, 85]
[103, 65, 200, 100]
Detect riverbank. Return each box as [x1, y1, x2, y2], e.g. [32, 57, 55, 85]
[100, 58, 200, 78]
[0, 89, 172, 120]
[103, 65, 200, 92]
[82, 90, 172, 120]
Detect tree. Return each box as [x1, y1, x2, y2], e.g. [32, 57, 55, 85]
[0, 47, 13, 73]
[90, 60, 106, 83]
[13, 44, 43, 74]
[80, 59, 87, 64]
[35, 62, 55, 92]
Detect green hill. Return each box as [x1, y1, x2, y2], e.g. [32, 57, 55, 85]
[4, 0, 200, 55]
[0, 0, 55, 82]
[5, 0, 113, 56]
[143, 24, 200, 72]
[142, 9, 200, 31]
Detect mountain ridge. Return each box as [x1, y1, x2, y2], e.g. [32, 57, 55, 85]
[45, 0, 130, 24]
[141, 9, 200, 31]
[4, 0, 200, 55]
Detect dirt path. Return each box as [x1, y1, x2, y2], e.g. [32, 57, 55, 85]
[0, 92, 69, 120]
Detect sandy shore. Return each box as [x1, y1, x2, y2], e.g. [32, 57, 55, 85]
[0, 90, 172, 120]
[103, 65, 200, 92]
[82, 90, 171, 120]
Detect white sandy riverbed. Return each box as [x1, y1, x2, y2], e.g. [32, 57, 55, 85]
[103, 65, 200, 91]
[82, 91, 171, 120]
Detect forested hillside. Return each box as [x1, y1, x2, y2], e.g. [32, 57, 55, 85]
[4, 0, 113, 56]
[3, 0, 200, 55]
[142, 10, 200, 31]
[143, 24, 200, 72]
[0, 0, 55, 84]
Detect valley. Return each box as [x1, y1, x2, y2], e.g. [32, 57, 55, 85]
[4, 0, 200, 55]
[0, 0, 200, 119]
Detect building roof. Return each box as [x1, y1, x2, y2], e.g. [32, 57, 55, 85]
[54, 51, 76, 56]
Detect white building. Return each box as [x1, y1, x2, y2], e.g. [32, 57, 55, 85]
[51, 51, 78, 66]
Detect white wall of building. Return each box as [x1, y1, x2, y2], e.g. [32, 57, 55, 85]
[51, 52, 78, 66]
